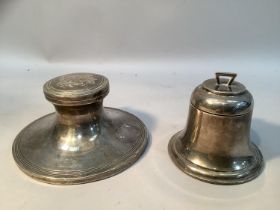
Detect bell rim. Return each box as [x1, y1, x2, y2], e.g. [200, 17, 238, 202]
[12, 107, 148, 185]
[168, 131, 264, 185]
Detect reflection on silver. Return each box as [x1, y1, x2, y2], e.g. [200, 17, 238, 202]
[168, 72, 264, 185]
[13, 73, 148, 185]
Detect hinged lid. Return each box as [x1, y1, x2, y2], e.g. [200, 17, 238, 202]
[191, 72, 253, 116]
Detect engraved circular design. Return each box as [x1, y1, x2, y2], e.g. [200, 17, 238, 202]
[55, 75, 98, 89]
[12, 107, 148, 185]
[43, 73, 109, 106]
[168, 131, 264, 185]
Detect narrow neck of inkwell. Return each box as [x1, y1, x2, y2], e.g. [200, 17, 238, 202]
[54, 101, 104, 125]
[53, 101, 104, 152]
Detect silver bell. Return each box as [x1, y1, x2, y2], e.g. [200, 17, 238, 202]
[168, 72, 264, 184]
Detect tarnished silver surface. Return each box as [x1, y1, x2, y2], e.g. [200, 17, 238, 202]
[168, 72, 264, 185]
[13, 73, 148, 185]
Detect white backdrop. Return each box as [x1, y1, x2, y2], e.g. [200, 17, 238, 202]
[0, 1, 280, 210]
[0, 0, 280, 61]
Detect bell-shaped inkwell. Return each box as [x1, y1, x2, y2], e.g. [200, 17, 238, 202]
[168, 72, 264, 184]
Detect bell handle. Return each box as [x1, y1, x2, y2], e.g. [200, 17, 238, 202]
[215, 72, 237, 86]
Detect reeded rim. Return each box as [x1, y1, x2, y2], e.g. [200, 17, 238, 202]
[12, 107, 148, 185]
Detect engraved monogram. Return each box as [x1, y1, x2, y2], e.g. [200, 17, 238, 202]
[55, 75, 98, 89]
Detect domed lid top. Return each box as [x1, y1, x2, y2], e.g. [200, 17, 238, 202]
[43, 73, 109, 106]
[191, 72, 253, 116]
[202, 72, 246, 96]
